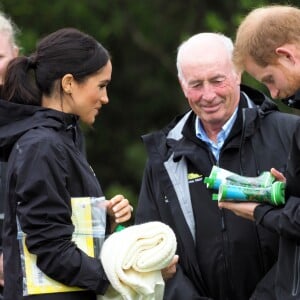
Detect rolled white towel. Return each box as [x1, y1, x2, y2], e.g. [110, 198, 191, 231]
[98, 221, 177, 300]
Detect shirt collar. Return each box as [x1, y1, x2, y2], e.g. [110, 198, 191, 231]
[195, 107, 238, 141]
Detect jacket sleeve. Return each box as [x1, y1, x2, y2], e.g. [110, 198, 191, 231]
[277, 196, 300, 240]
[136, 162, 212, 300]
[254, 196, 300, 241]
[255, 121, 300, 241]
[135, 160, 162, 224]
[249, 264, 276, 300]
[254, 204, 282, 234]
[164, 265, 213, 300]
[0, 162, 6, 252]
[13, 138, 109, 294]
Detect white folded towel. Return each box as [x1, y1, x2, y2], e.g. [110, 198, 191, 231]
[98, 221, 177, 300]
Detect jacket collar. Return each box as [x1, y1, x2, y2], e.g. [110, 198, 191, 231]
[281, 89, 300, 108]
[0, 99, 80, 160]
[142, 85, 277, 161]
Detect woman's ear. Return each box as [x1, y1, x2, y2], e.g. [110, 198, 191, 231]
[61, 74, 74, 94]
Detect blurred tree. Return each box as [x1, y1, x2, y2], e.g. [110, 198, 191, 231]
[0, 0, 299, 213]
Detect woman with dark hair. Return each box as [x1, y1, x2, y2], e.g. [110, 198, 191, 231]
[0, 28, 133, 300]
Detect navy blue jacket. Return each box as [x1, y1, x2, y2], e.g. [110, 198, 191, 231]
[135, 85, 300, 300]
[253, 119, 300, 300]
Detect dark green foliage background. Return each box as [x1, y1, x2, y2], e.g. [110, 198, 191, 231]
[1, 0, 299, 214]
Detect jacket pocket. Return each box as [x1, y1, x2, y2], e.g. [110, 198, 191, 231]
[292, 245, 300, 296]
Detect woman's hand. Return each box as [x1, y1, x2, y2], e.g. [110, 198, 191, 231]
[161, 255, 179, 281]
[105, 194, 133, 232]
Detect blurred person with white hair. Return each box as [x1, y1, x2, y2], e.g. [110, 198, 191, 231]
[0, 11, 18, 83]
[0, 11, 19, 296]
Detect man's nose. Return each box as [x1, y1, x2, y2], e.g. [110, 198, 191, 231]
[202, 83, 216, 101]
[269, 86, 280, 99]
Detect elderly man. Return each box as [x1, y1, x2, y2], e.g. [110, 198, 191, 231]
[135, 32, 300, 299]
[219, 5, 300, 300]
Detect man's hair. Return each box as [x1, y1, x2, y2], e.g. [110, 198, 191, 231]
[0, 11, 19, 48]
[234, 5, 300, 71]
[176, 32, 234, 81]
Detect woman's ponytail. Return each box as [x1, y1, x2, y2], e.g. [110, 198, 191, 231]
[2, 56, 41, 105]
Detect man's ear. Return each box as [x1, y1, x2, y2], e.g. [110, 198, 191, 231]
[61, 74, 74, 94]
[275, 45, 296, 65]
[234, 69, 242, 85]
[13, 46, 19, 58]
[178, 78, 188, 97]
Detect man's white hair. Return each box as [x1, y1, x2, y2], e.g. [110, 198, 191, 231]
[176, 32, 234, 81]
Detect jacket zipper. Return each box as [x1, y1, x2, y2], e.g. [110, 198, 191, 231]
[220, 208, 234, 299]
[216, 161, 232, 297]
[292, 245, 300, 296]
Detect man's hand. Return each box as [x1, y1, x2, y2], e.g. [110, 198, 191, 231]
[0, 253, 4, 286]
[270, 167, 286, 182]
[218, 201, 259, 221]
[161, 255, 179, 281]
[218, 168, 285, 220]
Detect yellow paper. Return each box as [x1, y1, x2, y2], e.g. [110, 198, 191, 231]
[21, 197, 98, 295]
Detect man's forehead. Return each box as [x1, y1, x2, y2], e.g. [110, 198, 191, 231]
[244, 57, 266, 80]
[181, 51, 232, 72]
